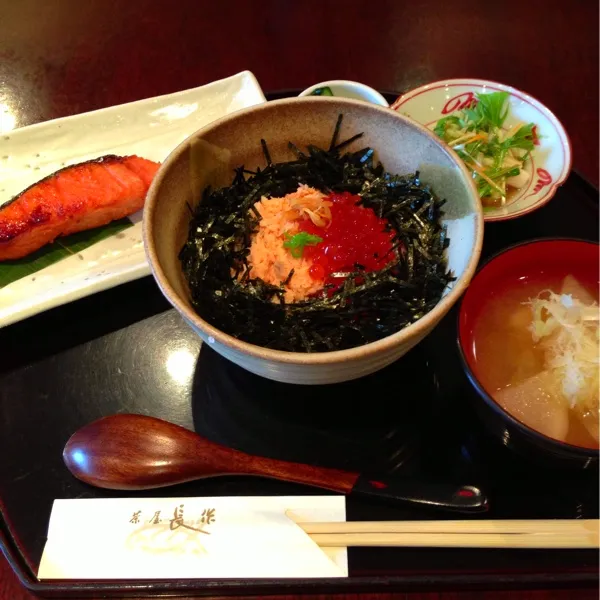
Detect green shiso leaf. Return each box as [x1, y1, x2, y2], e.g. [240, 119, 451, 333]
[283, 231, 323, 258]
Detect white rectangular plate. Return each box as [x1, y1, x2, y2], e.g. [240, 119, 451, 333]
[0, 70, 266, 328]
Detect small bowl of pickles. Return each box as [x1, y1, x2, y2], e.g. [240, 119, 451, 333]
[299, 80, 389, 107]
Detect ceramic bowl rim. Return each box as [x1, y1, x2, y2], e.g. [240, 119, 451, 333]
[391, 77, 573, 223]
[143, 95, 484, 365]
[457, 236, 600, 458]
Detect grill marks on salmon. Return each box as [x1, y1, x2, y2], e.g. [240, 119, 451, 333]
[0, 155, 160, 260]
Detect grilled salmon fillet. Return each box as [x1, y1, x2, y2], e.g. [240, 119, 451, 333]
[0, 154, 160, 261]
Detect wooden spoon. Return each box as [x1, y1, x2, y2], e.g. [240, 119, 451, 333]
[63, 414, 488, 513]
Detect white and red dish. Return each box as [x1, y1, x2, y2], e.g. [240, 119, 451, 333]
[391, 78, 572, 222]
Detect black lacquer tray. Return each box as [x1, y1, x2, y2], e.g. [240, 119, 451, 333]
[1, 91, 598, 598]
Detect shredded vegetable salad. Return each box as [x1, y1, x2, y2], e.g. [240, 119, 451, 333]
[433, 91, 539, 207]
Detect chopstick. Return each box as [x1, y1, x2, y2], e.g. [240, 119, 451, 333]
[296, 520, 599, 549]
[308, 533, 596, 548]
[300, 519, 599, 535]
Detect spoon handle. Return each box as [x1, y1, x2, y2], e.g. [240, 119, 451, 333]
[351, 476, 488, 513]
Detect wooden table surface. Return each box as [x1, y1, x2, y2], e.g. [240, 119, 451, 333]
[1, 1, 598, 598]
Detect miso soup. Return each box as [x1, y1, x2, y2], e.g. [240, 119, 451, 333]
[470, 271, 599, 449]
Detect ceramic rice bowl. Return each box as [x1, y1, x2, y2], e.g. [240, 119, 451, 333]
[143, 97, 483, 384]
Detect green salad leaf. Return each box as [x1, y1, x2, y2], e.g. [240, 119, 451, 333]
[501, 122, 537, 152]
[433, 115, 462, 139]
[464, 91, 510, 130]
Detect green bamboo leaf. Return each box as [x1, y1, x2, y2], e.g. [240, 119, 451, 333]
[0, 218, 134, 289]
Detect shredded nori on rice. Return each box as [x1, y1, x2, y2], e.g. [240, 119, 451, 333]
[179, 115, 455, 352]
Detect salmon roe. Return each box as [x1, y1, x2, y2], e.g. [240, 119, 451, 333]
[299, 191, 396, 286]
